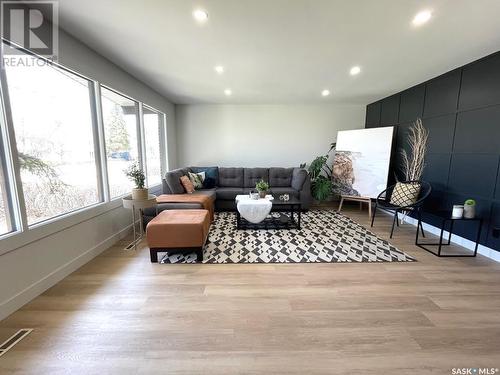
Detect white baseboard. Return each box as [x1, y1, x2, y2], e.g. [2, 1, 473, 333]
[398, 213, 500, 263]
[0, 224, 133, 321]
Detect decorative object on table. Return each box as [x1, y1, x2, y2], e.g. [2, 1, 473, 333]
[248, 191, 259, 200]
[124, 162, 148, 200]
[235, 194, 273, 224]
[416, 210, 483, 257]
[279, 194, 290, 202]
[452, 205, 464, 219]
[463, 199, 476, 219]
[122, 194, 157, 251]
[160, 211, 415, 264]
[255, 179, 270, 198]
[179, 175, 195, 193]
[235, 194, 300, 230]
[301, 142, 336, 202]
[371, 180, 432, 238]
[188, 171, 205, 189]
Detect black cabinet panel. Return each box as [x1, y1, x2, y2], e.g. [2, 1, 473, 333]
[448, 154, 498, 198]
[459, 52, 500, 111]
[422, 153, 451, 191]
[486, 202, 500, 251]
[366, 51, 500, 252]
[365, 102, 381, 127]
[422, 114, 456, 154]
[380, 95, 400, 125]
[399, 85, 425, 123]
[423, 70, 461, 117]
[454, 105, 500, 154]
[495, 164, 500, 200]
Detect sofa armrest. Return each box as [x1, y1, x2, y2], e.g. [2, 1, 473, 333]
[292, 168, 312, 210]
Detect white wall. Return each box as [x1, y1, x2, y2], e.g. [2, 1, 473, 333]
[176, 104, 365, 167]
[0, 29, 176, 320]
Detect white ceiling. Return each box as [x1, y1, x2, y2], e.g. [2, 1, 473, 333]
[57, 0, 500, 105]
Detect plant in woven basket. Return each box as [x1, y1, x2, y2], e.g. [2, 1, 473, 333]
[124, 162, 148, 200]
[400, 118, 429, 182]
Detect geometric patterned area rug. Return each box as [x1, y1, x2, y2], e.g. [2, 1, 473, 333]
[160, 210, 416, 264]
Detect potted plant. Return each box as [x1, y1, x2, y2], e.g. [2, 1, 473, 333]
[301, 142, 336, 202]
[125, 163, 147, 200]
[464, 199, 476, 219]
[255, 179, 269, 199]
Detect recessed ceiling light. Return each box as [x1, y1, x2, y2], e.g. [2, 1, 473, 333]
[214, 65, 224, 74]
[350, 66, 361, 76]
[321, 89, 330, 97]
[412, 10, 432, 26]
[224, 89, 232, 96]
[193, 9, 208, 22]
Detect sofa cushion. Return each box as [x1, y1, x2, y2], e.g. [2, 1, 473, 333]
[269, 167, 293, 187]
[244, 168, 269, 188]
[191, 166, 218, 188]
[192, 188, 216, 202]
[291, 168, 308, 191]
[216, 187, 244, 200]
[218, 167, 244, 187]
[269, 187, 300, 199]
[165, 168, 189, 194]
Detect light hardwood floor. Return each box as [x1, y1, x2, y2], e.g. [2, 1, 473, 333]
[1, 206, 500, 374]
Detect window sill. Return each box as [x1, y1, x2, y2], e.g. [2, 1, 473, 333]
[0, 199, 124, 257]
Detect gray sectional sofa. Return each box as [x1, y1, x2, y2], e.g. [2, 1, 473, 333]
[143, 166, 311, 224]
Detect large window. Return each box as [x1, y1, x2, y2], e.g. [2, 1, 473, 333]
[100, 87, 139, 198]
[5, 54, 100, 225]
[143, 106, 163, 186]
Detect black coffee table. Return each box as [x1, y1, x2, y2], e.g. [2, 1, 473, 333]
[415, 210, 483, 257]
[236, 196, 302, 230]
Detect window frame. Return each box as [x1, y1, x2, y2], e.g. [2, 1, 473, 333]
[99, 84, 142, 201]
[141, 104, 167, 188]
[0, 39, 169, 254]
[2, 44, 106, 227]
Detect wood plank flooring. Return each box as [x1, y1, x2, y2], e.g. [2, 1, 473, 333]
[1, 206, 499, 374]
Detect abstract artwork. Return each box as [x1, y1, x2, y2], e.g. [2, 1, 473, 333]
[332, 127, 394, 198]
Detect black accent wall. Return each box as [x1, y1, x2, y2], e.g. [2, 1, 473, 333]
[365, 51, 500, 252]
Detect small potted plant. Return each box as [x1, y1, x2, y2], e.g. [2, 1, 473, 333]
[464, 199, 476, 219]
[255, 179, 269, 199]
[125, 162, 147, 200]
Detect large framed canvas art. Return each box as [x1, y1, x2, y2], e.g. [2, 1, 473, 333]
[332, 127, 394, 199]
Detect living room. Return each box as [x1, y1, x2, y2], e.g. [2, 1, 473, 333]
[0, 0, 499, 374]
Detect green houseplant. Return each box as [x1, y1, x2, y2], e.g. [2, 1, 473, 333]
[301, 142, 336, 202]
[125, 162, 147, 200]
[255, 179, 269, 198]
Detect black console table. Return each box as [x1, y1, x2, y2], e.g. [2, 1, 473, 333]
[415, 210, 482, 257]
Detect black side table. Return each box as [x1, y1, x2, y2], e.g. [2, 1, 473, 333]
[415, 210, 483, 257]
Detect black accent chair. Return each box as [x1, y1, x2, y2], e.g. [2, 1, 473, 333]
[370, 181, 432, 238]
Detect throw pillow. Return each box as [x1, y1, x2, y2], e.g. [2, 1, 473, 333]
[180, 175, 195, 194]
[192, 167, 217, 189]
[188, 171, 205, 190]
[390, 182, 421, 207]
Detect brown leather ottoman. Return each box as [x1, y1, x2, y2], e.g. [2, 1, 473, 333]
[146, 209, 210, 263]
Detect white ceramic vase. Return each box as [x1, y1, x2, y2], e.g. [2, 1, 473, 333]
[132, 188, 148, 200]
[463, 204, 475, 219]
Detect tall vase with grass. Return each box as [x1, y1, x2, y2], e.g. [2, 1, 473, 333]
[125, 163, 148, 200]
[400, 118, 429, 183]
